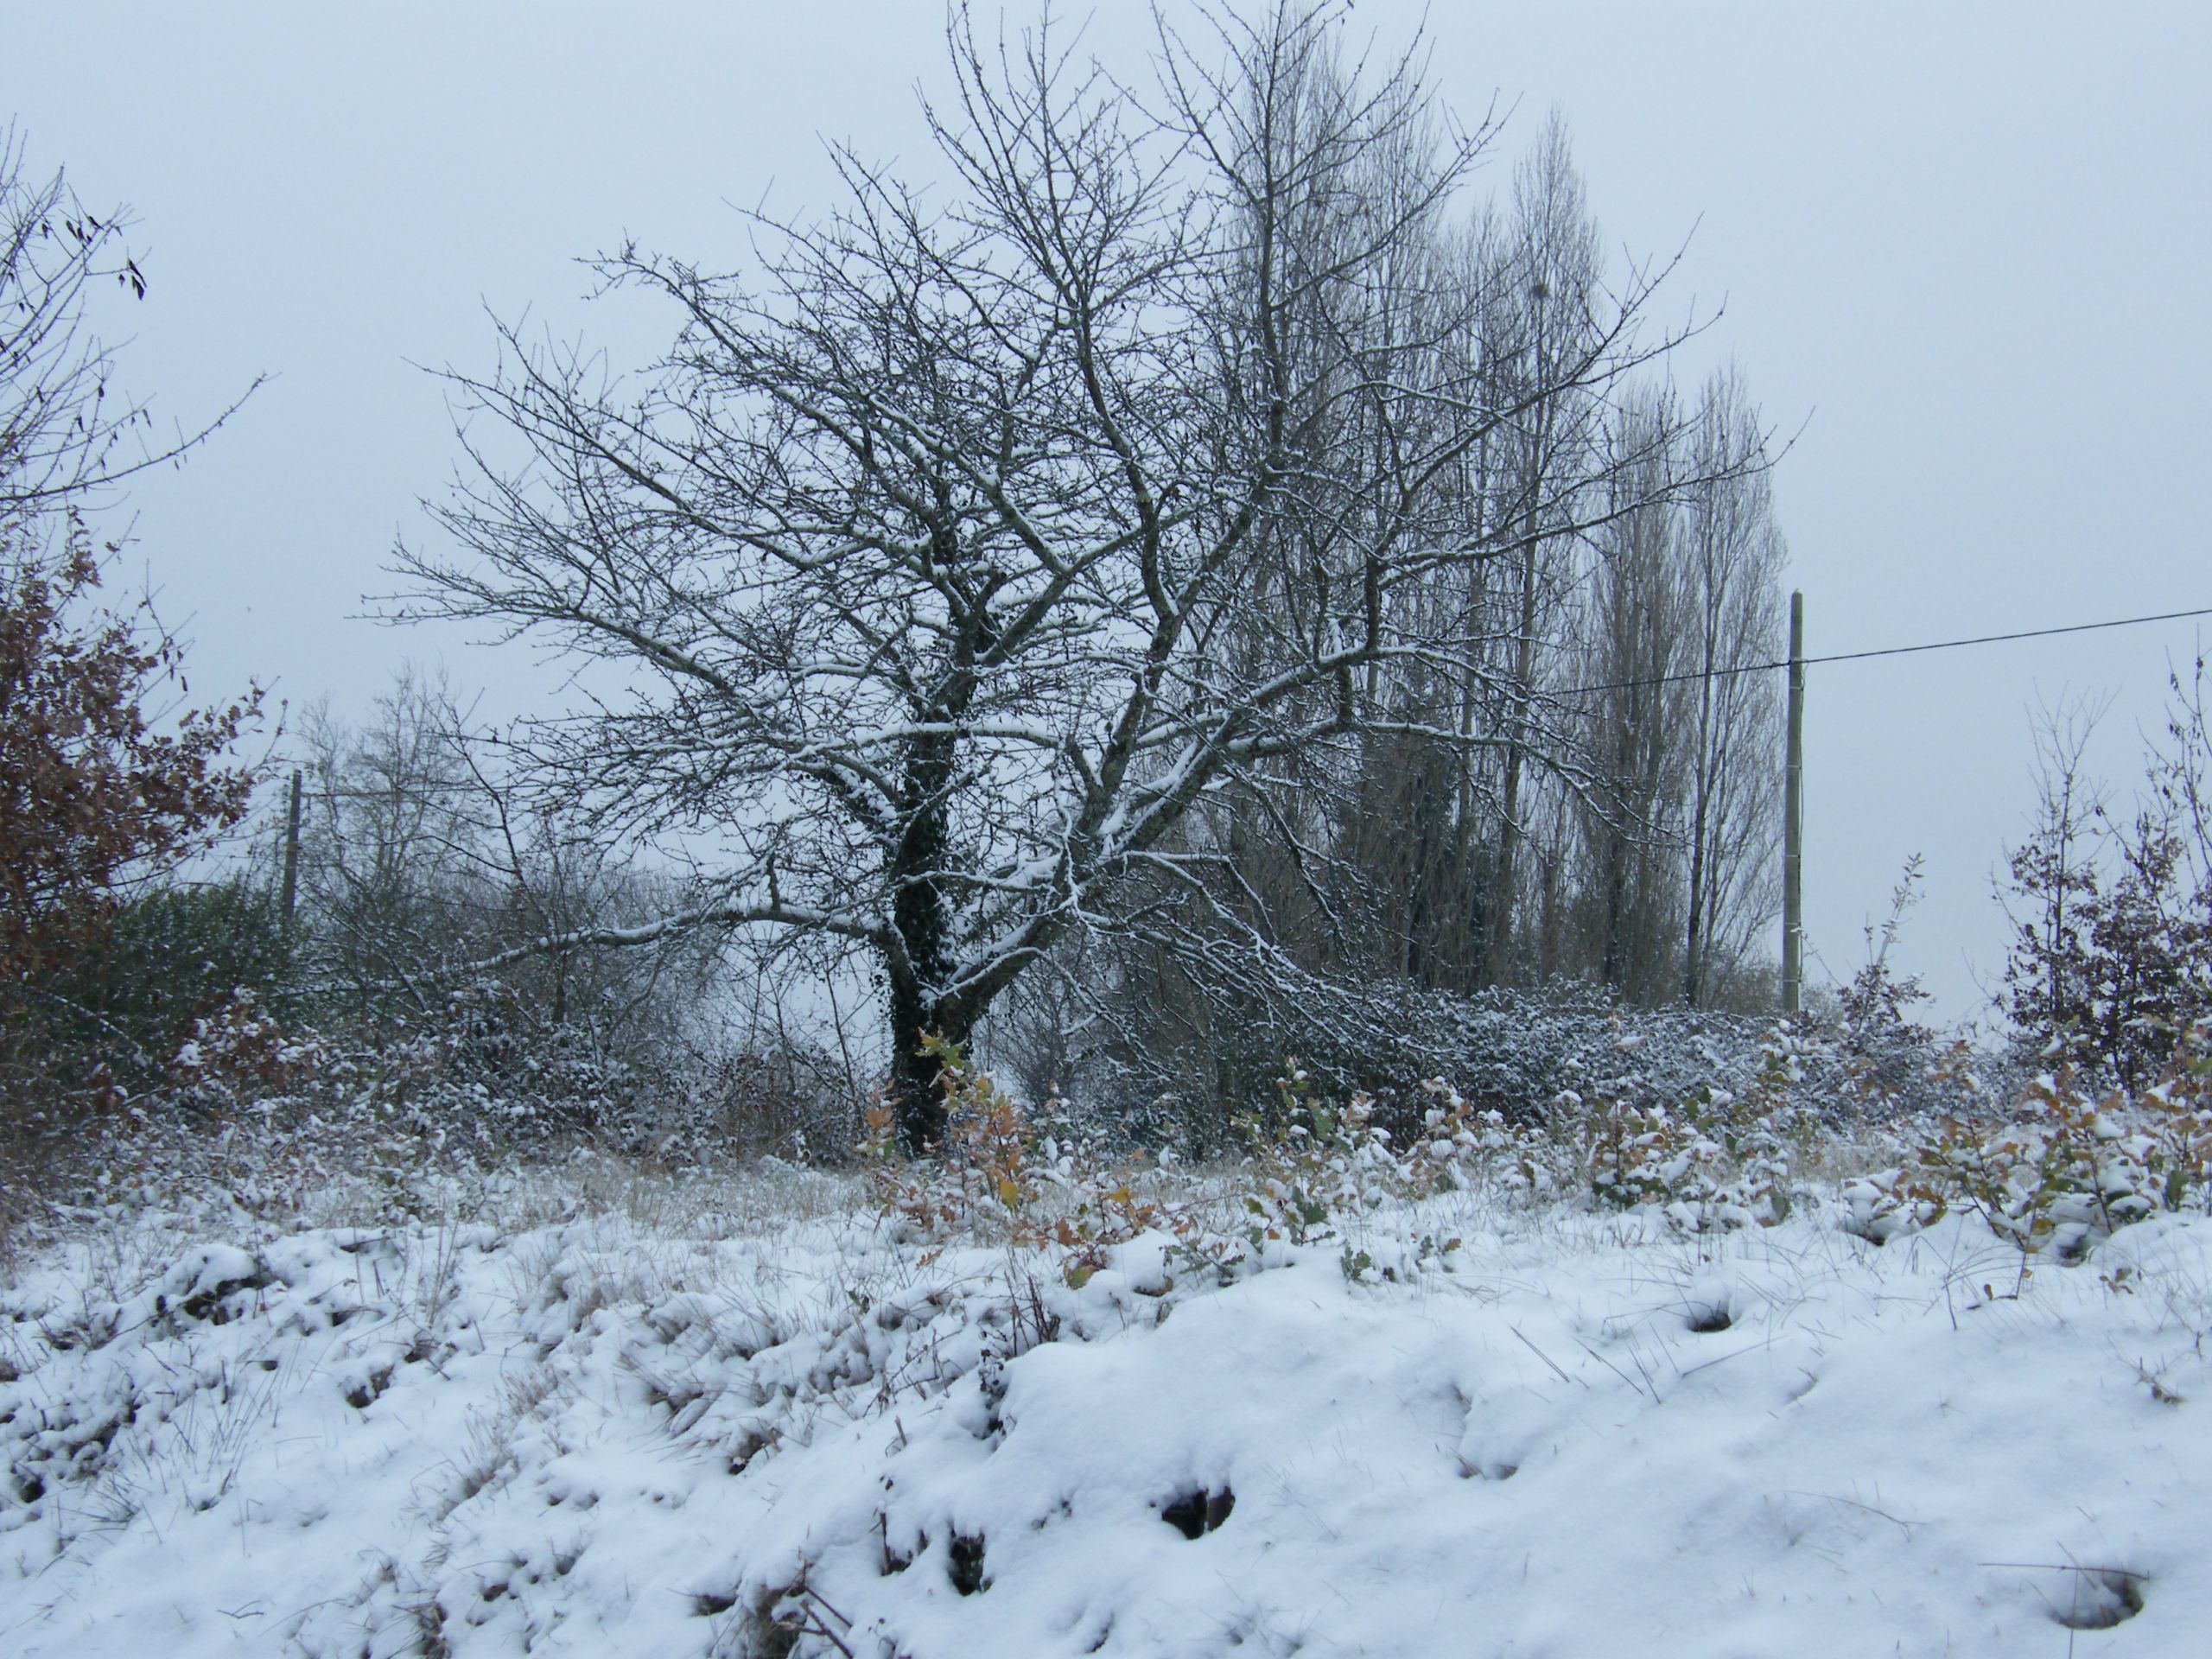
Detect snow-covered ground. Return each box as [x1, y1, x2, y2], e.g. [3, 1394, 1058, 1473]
[4, 1166, 2209, 1656]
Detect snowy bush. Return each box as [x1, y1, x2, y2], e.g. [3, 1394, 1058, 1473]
[1567, 1026, 1814, 1230]
[1906, 1039, 2212, 1257]
[865, 1027, 1872, 1284]
[861, 1036, 1198, 1287]
[1826, 1025, 2212, 1256]
[3, 986, 846, 1239]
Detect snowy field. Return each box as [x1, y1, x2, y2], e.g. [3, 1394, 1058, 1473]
[4, 1162, 2210, 1657]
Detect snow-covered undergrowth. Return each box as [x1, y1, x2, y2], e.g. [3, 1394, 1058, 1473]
[6, 1154, 2212, 1657]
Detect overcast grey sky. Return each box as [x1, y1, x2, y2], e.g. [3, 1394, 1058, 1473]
[10, 2, 2209, 1021]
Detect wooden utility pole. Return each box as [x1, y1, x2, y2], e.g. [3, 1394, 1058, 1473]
[1782, 591, 1804, 1014]
[280, 767, 302, 928]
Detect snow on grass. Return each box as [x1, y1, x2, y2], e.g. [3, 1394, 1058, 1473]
[4, 1170, 2211, 1656]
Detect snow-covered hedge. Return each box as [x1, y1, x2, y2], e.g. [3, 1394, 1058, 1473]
[1067, 978, 1963, 1158]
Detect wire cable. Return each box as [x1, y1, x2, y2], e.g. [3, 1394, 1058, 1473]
[1564, 604, 2212, 699]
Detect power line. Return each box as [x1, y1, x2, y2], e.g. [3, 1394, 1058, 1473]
[1564, 603, 2212, 699]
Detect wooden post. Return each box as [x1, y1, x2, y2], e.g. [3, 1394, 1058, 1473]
[1783, 591, 1804, 1014]
[280, 767, 302, 928]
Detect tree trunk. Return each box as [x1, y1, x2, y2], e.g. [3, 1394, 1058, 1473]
[1488, 535, 1543, 985]
[886, 969, 967, 1155]
[887, 722, 960, 1154]
[1681, 624, 1718, 1007]
[881, 543, 1011, 1154]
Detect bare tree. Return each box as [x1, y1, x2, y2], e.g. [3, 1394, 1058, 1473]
[1675, 367, 1786, 1006]
[291, 669, 479, 1004]
[0, 128, 257, 519]
[1478, 111, 1612, 985]
[2000, 691, 2212, 1089]
[397, 4, 1717, 1148]
[2000, 696, 2110, 1051]
[290, 667, 721, 1086]
[1570, 386, 1693, 1001]
[1530, 368, 1783, 1008]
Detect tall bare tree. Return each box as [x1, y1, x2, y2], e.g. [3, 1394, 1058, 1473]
[1675, 368, 1785, 1006]
[397, 4, 1716, 1148]
[1572, 387, 1693, 1001]
[1478, 112, 1611, 984]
